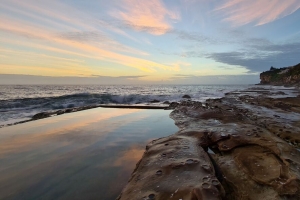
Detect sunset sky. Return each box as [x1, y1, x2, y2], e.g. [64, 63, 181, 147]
[1, 0, 300, 84]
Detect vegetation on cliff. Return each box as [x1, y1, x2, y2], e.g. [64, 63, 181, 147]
[260, 63, 300, 86]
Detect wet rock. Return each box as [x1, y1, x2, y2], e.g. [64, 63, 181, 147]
[150, 99, 160, 103]
[163, 101, 170, 105]
[273, 91, 286, 95]
[32, 112, 52, 119]
[206, 98, 222, 103]
[117, 135, 224, 200]
[119, 87, 300, 200]
[56, 110, 65, 115]
[65, 108, 74, 113]
[274, 101, 291, 110]
[167, 102, 179, 109]
[182, 95, 191, 99]
[168, 97, 300, 199]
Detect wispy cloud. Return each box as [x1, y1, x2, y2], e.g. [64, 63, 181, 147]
[0, 0, 181, 75]
[216, 0, 300, 26]
[57, 31, 110, 42]
[111, 0, 180, 35]
[56, 31, 149, 56]
[0, 64, 94, 76]
[0, 0, 299, 81]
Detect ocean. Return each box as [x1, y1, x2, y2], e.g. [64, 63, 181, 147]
[0, 84, 252, 126]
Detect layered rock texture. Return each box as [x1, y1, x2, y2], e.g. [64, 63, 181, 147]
[260, 63, 300, 86]
[118, 88, 300, 200]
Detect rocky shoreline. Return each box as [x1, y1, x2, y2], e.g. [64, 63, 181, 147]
[1, 84, 300, 199]
[118, 87, 300, 200]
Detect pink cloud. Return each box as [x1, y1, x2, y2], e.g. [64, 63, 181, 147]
[112, 0, 180, 35]
[216, 0, 300, 26]
[0, 19, 180, 74]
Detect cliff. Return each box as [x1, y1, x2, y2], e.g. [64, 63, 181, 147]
[260, 63, 300, 86]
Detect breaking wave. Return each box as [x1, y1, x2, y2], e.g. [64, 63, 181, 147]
[0, 85, 251, 126]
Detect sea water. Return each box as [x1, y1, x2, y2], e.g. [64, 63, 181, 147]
[0, 85, 252, 126]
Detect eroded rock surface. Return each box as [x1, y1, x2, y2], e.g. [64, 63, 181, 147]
[118, 88, 300, 200]
[117, 134, 225, 200]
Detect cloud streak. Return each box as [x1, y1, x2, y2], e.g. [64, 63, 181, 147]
[56, 31, 149, 56]
[216, 0, 300, 26]
[0, 0, 182, 76]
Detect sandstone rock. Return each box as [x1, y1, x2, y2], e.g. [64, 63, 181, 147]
[119, 88, 300, 200]
[117, 134, 225, 200]
[169, 99, 300, 199]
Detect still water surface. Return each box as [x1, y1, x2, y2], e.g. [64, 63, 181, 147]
[0, 108, 178, 200]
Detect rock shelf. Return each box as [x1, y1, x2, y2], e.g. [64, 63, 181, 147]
[118, 88, 300, 200]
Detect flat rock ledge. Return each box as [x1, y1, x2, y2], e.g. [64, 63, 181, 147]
[118, 90, 300, 200]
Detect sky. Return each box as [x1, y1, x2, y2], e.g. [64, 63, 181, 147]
[1, 0, 300, 84]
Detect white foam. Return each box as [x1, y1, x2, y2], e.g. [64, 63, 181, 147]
[0, 84, 251, 126]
